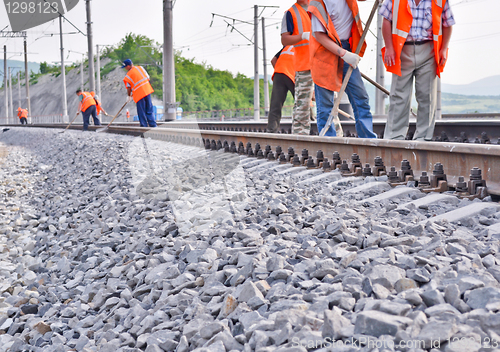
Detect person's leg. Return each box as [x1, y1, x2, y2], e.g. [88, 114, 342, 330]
[90, 105, 100, 126]
[292, 70, 312, 135]
[144, 95, 157, 127]
[314, 84, 336, 137]
[383, 44, 416, 140]
[341, 41, 377, 139]
[267, 73, 292, 133]
[82, 109, 90, 131]
[413, 42, 437, 141]
[22, 118, 27, 125]
[136, 98, 148, 127]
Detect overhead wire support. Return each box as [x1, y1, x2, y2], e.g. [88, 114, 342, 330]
[42, 0, 86, 37]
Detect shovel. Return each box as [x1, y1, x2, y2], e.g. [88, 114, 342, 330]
[59, 112, 79, 133]
[319, 0, 381, 137]
[96, 101, 130, 133]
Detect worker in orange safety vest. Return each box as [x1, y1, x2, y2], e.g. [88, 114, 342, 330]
[90, 91, 108, 117]
[381, 0, 455, 141]
[76, 89, 101, 131]
[122, 59, 157, 128]
[308, 0, 377, 139]
[17, 107, 28, 125]
[281, 0, 313, 135]
[267, 46, 296, 133]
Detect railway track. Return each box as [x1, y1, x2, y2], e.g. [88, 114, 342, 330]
[9, 123, 500, 199]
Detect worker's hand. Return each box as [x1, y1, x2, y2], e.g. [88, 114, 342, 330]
[76, 111, 80, 116]
[301, 32, 310, 41]
[439, 47, 448, 67]
[126, 96, 132, 103]
[341, 51, 361, 69]
[384, 46, 396, 67]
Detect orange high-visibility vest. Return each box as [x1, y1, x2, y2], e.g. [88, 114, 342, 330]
[17, 109, 28, 118]
[308, 0, 367, 92]
[287, 4, 311, 72]
[79, 92, 96, 112]
[90, 91, 102, 114]
[273, 46, 296, 83]
[123, 66, 154, 103]
[382, 0, 447, 77]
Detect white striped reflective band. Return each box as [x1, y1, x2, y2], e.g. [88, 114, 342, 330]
[292, 4, 304, 35]
[354, 13, 360, 23]
[435, 0, 443, 8]
[309, 1, 328, 23]
[392, 0, 401, 34]
[294, 43, 309, 48]
[394, 28, 409, 38]
[282, 47, 295, 56]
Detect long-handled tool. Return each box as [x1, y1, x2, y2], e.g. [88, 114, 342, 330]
[320, 0, 381, 137]
[96, 101, 130, 133]
[59, 112, 79, 133]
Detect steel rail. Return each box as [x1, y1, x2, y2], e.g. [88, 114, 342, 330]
[10, 123, 500, 198]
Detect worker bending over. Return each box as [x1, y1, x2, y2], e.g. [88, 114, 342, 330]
[76, 90, 101, 131]
[17, 107, 28, 125]
[90, 91, 108, 117]
[267, 46, 296, 133]
[122, 59, 157, 128]
[281, 0, 312, 135]
[308, 0, 376, 138]
[381, 0, 454, 140]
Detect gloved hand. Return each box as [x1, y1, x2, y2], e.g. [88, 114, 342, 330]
[76, 111, 80, 115]
[126, 96, 132, 103]
[341, 50, 361, 69]
[301, 32, 310, 41]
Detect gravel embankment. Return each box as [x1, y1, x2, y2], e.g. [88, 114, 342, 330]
[0, 127, 500, 352]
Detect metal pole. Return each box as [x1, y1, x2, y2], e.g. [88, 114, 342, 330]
[17, 71, 20, 109]
[375, 2, 386, 116]
[24, 38, 31, 119]
[81, 55, 84, 89]
[262, 17, 269, 117]
[437, 77, 442, 120]
[86, 0, 95, 92]
[96, 45, 101, 100]
[59, 15, 68, 121]
[164, 0, 176, 121]
[4, 46, 7, 118]
[8, 68, 13, 119]
[253, 5, 260, 121]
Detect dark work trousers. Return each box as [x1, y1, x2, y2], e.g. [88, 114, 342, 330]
[20, 118, 27, 125]
[267, 73, 295, 133]
[136, 94, 157, 127]
[82, 105, 101, 131]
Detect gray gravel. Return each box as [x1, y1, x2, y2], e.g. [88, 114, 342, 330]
[0, 127, 500, 352]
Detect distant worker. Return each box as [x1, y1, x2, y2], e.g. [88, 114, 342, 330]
[17, 107, 28, 125]
[90, 91, 108, 117]
[308, 0, 377, 138]
[76, 89, 101, 131]
[267, 46, 295, 133]
[281, 0, 313, 135]
[126, 109, 130, 121]
[381, 0, 455, 140]
[121, 59, 157, 128]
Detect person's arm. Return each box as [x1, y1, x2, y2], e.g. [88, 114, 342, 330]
[315, 32, 361, 68]
[439, 25, 452, 66]
[382, 18, 395, 67]
[271, 56, 278, 68]
[281, 32, 307, 46]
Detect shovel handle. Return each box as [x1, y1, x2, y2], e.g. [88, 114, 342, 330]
[105, 100, 130, 128]
[61, 112, 79, 132]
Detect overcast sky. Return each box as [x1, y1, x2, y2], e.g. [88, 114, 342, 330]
[0, 0, 498, 86]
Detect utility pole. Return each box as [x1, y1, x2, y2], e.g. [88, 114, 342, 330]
[3, 46, 7, 118]
[96, 45, 101, 100]
[59, 15, 68, 121]
[164, 0, 176, 121]
[8, 68, 13, 119]
[375, 2, 386, 116]
[86, 0, 95, 92]
[253, 5, 260, 121]
[24, 38, 31, 118]
[262, 17, 269, 117]
[17, 71, 21, 109]
[80, 54, 84, 89]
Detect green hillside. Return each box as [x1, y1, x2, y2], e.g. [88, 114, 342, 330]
[102, 33, 266, 112]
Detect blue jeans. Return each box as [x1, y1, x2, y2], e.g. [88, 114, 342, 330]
[82, 105, 100, 131]
[316, 41, 376, 138]
[136, 94, 157, 127]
